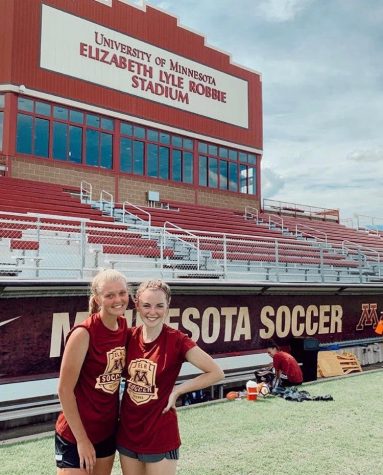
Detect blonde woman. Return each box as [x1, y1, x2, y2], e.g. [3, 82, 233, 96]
[55, 269, 130, 475]
[117, 279, 224, 475]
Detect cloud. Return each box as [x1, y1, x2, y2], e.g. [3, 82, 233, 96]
[261, 168, 286, 198]
[256, 0, 313, 23]
[347, 149, 383, 162]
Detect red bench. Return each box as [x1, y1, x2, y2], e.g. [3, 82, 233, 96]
[10, 239, 39, 251]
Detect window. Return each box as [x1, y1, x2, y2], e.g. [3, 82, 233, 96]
[197, 140, 257, 195]
[148, 129, 158, 142]
[219, 161, 228, 190]
[208, 157, 218, 188]
[53, 105, 68, 120]
[16, 98, 115, 168]
[239, 165, 257, 195]
[13, 96, 258, 196]
[172, 135, 182, 148]
[133, 126, 145, 139]
[34, 118, 49, 157]
[16, 114, 33, 154]
[159, 132, 170, 144]
[199, 156, 207, 186]
[70, 110, 84, 124]
[86, 129, 99, 166]
[18, 97, 33, 112]
[53, 122, 67, 160]
[85, 130, 113, 168]
[240, 164, 248, 193]
[69, 126, 82, 163]
[16, 98, 50, 157]
[172, 150, 182, 181]
[239, 152, 247, 163]
[147, 143, 159, 177]
[229, 162, 238, 191]
[183, 152, 193, 184]
[120, 121, 194, 184]
[133, 141, 144, 175]
[120, 138, 144, 175]
[120, 137, 133, 173]
[100, 133, 112, 168]
[85, 114, 114, 168]
[219, 147, 228, 158]
[248, 167, 256, 195]
[35, 101, 50, 116]
[159, 146, 169, 179]
[52, 109, 85, 164]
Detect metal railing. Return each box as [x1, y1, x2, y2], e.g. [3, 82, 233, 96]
[356, 214, 383, 234]
[294, 222, 328, 245]
[244, 206, 259, 223]
[263, 198, 340, 222]
[121, 201, 151, 236]
[99, 190, 114, 216]
[1, 211, 382, 283]
[341, 240, 382, 279]
[80, 181, 92, 204]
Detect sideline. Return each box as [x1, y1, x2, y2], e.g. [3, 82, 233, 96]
[1, 367, 382, 446]
[0, 430, 54, 446]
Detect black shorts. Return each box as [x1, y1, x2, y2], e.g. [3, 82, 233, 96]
[55, 432, 116, 469]
[117, 445, 179, 463]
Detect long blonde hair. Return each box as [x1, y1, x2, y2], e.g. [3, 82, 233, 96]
[135, 279, 171, 306]
[89, 269, 130, 314]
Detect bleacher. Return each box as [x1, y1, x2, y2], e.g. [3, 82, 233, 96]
[1, 176, 382, 282]
[260, 212, 383, 250]
[0, 177, 176, 279]
[121, 199, 377, 281]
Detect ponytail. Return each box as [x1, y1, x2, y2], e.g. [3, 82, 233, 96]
[88, 295, 99, 315]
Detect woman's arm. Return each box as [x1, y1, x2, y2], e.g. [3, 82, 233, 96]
[57, 328, 96, 473]
[163, 346, 224, 413]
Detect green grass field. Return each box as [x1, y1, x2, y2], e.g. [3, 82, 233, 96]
[1, 370, 382, 475]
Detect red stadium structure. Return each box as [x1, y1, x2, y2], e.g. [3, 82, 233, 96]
[0, 0, 382, 437]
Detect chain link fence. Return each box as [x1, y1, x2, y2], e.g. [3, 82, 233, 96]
[1, 211, 382, 283]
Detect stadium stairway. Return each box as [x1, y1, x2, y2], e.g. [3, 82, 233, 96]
[0, 178, 175, 279]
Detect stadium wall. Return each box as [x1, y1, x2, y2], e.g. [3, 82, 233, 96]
[1, 281, 382, 386]
[10, 156, 260, 210]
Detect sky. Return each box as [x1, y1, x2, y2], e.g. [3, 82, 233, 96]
[132, 0, 383, 225]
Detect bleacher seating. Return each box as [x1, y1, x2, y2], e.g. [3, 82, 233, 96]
[0, 178, 172, 277]
[259, 212, 383, 258]
[1, 177, 382, 282]
[122, 200, 362, 269]
[0, 177, 113, 220]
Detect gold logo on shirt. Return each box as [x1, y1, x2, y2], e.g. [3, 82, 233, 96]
[95, 346, 126, 394]
[126, 358, 158, 405]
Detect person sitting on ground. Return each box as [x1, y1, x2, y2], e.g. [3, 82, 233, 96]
[265, 340, 303, 388]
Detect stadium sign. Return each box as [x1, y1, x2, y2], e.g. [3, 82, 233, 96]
[0, 292, 381, 383]
[40, 5, 249, 128]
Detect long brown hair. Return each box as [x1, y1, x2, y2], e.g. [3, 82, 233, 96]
[89, 269, 130, 314]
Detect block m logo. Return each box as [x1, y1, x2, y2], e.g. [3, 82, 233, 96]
[356, 303, 379, 331]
